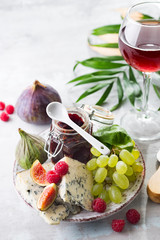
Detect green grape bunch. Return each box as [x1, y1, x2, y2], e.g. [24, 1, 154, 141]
[87, 145, 143, 205]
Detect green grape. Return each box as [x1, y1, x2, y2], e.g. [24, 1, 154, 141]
[91, 183, 103, 196]
[132, 162, 143, 173]
[125, 165, 133, 176]
[108, 154, 118, 168]
[95, 168, 107, 183]
[119, 149, 135, 165]
[131, 149, 140, 160]
[108, 167, 115, 180]
[99, 189, 110, 204]
[127, 173, 136, 182]
[92, 169, 97, 177]
[113, 171, 129, 189]
[86, 158, 97, 171]
[132, 139, 135, 147]
[108, 185, 122, 203]
[90, 147, 101, 157]
[116, 161, 127, 174]
[97, 155, 109, 167]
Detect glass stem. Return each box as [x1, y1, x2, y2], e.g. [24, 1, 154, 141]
[142, 72, 151, 117]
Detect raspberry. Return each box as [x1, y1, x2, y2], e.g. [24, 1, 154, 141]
[6, 105, 14, 114]
[92, 198, 106, 213]
[0, 112, 9, 122]
[54, 161, 69, 176]
[0, 102, 5, 110]
[126, 209, 140, 224]
[46, 170, 61, 184]
[112, 219, 125, 232]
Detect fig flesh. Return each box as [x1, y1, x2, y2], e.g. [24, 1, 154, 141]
[37, 183, 57, 211]
[30, 160, 49, 186]
[15, 80, 62, 124]
[16, 129, 47, 170]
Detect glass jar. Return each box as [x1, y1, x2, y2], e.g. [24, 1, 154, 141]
[81, 104, 114, 130]
[47, 107, 92, 164]
[44, 104, 114, 163]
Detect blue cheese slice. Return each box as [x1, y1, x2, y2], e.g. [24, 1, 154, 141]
[15, 162, 77, 225]
[57, 157, 94, 211]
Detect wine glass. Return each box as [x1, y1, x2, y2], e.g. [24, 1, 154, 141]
[118, 1, 160, 141]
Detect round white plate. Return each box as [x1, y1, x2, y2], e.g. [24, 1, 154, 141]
[13, 128, 145, 222]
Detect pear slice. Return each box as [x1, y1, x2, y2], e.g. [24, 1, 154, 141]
[147, 166, 160, 203]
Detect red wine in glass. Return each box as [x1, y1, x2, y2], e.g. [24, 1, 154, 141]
[118, 2, 160, 142]
[119, 20, 160, 72]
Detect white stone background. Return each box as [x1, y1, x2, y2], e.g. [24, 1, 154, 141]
[0, 0, 160, 239]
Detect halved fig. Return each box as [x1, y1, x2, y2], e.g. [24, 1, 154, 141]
[37, 183, 57, 211]
[30, 160, 49, 186]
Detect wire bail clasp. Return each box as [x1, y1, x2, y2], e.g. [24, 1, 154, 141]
[44, 130, 63, 159]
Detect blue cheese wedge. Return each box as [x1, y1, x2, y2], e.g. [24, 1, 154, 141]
[57, 157, 94, 211]
[55, 194, 81, 215]
[39, 204, 69, 225]
[15, 162, 79, 225]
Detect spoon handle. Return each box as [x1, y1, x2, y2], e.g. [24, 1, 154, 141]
[67, 119, 110, 155]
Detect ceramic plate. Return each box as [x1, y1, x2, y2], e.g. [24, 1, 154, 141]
[13, 129, 145, 223]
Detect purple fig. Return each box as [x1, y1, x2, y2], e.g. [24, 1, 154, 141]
[15, 80, 62, 124]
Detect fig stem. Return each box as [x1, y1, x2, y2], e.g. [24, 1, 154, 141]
[33, 80, 46, 90]
[18, 128, 27, 138]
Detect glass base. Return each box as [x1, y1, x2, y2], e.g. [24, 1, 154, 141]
[120, 109, 160, 141]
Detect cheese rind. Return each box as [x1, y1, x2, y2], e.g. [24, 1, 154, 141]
[58, 157, 93, 211]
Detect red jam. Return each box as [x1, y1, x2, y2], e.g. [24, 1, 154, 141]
[50, 109, 92, 164]
[57, 113, 84, 129]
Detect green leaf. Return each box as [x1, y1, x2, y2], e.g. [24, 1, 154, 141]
[73, 57, 127, 70]
[129, 67, 137, 82]
[110, 77, 123, 111]
[142, 14, 153, 19]
[153, 84, 160, 99]
[73, 62, 79, 71]
[89, 43, 119, 48]
[93, 124, 134, 151]
[96, 82, 114, 105]
[123, 72, 134, 96]
[128, 67, 142, 104]
[76, 83, 109, 102]
[123, 71, 142, 105]
[73, 56, 125, 71]
[98, 56, 124, 61]
[68, 70, 122, 83]
[92, 24, 121, 35]
[75, 76, 116, 86]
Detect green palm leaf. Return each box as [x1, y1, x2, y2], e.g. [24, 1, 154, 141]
[69, 70, 122, 83]
[92, 24, 120, 35]
[110, 77, 124, 111]
[153, 84, 160, 99]
[96, 82, 114, 105]
[76, 83, 110, 102]
[74, 58, 127, 70]
[89, 43, 119, 48]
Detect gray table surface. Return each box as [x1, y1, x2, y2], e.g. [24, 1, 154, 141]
[0, 0, 160, 239]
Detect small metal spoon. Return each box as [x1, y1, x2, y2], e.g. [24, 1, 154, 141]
[46, 102, 110, 155]
[157, 149, 160, 162]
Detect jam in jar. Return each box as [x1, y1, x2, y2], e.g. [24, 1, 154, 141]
[49, 107, 92, 164]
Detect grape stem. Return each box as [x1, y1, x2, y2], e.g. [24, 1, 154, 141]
[112, 147, 121, 155]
